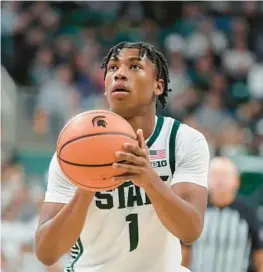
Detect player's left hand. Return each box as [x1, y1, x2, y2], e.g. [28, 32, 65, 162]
[112, 129, 159, 188]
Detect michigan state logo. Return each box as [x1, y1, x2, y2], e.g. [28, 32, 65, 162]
[92, 116, 107, 128]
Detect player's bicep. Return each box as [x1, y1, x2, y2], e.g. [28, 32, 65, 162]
[171, 126, 209, 220]
[171, 183, 208, 221]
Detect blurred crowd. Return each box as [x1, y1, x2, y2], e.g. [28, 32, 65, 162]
[1, 1, 263, 271]
[2, 1, 263, 155]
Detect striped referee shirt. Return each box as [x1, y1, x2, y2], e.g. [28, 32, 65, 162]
[190, 198, 263, 272]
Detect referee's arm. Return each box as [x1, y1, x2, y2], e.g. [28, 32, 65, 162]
[249, 209, 263, 272]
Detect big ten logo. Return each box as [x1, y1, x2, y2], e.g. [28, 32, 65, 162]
[95, 176, 169, 210]
[151, 160, 167, 168]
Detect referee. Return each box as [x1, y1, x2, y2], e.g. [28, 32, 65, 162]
[182, 157, 263, 272]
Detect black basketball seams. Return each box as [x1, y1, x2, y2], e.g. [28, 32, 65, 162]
[58, 132, 136, 167]
[58, 158, 126, 167]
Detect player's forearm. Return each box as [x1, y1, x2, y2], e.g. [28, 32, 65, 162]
[144, 178, 203, 245]
[35, 189, 94, 266]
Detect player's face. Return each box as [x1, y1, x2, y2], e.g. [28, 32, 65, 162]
[104, 48, 164, 117]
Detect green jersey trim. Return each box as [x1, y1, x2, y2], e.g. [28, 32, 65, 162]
[169, 120, 181, 176]
[65, 238, 84, 272]
[147, 116, 164, 149]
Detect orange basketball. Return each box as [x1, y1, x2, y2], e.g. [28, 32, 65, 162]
[56, 110, 137, 191]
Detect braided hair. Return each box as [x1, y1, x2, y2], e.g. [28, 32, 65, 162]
[101, 41, 172, 109]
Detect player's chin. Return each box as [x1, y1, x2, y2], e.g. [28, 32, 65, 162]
[109, 95, 134, 106]
[110, 102, 137, 118]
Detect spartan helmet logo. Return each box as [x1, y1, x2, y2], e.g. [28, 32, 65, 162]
[92, 116, 107, 128]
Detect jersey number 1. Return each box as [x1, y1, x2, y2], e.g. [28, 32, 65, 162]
[126, 213, 139, 252]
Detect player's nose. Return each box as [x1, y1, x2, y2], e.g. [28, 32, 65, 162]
[114, 65, 128, 81]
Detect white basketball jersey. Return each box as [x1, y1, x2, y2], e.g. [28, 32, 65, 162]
[45, 115, 210, 272]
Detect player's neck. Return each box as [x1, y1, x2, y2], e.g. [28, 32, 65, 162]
[126, 109, 156, 140]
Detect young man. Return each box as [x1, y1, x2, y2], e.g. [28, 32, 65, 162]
[35, 42, 210, 272]
[182, 157, 263, 272]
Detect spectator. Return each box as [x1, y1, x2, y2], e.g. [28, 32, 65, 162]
[164, 33, 186, 56]
[168, 52, 192, 96]
[175, 3, 204, 37]
[219, 122, 248, 156]
[135, 19, 161, 49]
[186, 17, 228, 59]
[75, 45, 105, 110]
[30, 46, 54, 85]
[39, 7, 60, 33]
[255, 118, 263, 156]
[1, 158, 25, 218]
[222, 37, 255, 80]
[209, 72, 227, 95]
[189, 54, 215, 91]
[166, 52, 198, 118]
[13, 25, 47, 84]
[243, 1, 263, 60]
[230, 17, 249, 42]
[54, 36, 75, 65]
[33, 64, 80, 141]
[29, 1, 50, 18]
[194, 92, 233, 135]
[1, 2, 32, 75]
[247, 63, 263, 100]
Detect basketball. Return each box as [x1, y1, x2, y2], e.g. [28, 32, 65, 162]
[56, 110, 137, 191]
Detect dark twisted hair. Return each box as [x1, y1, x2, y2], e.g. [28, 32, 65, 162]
[101, 41, 172, 109]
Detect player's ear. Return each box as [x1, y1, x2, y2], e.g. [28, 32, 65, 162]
[154, 79, 164, 96]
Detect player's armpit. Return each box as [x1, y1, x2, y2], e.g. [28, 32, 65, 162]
[253, 250, 263, 272]
[172, 182, 208, 219]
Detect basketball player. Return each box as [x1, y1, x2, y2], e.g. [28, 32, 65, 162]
[35, 42, 210, 272]
[182, 157, 263, 272]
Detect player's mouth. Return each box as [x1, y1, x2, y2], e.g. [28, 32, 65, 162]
[111, 84, 130, 98]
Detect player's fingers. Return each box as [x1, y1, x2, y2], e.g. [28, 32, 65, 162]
[115, 151, 146, 166]
[112, 162, 144, 173]
[123, 143, 148, 158]
[137, 129, 149, 159]
[137, 129, 147, 149]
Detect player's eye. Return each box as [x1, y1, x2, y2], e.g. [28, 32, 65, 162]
[108, 64, 118, 71]
[130, 64, 140, 70]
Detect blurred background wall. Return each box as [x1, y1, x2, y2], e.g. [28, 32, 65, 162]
[1, 1, 263, 271]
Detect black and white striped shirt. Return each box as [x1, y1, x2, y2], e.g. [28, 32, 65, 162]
[190, 198, 263, 272]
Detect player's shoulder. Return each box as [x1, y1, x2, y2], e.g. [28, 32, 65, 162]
[45, 152, 76, 203]
[49, 152, 60, 173]
[162, 115, 207, 144]
[48, 152, 74, 185]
